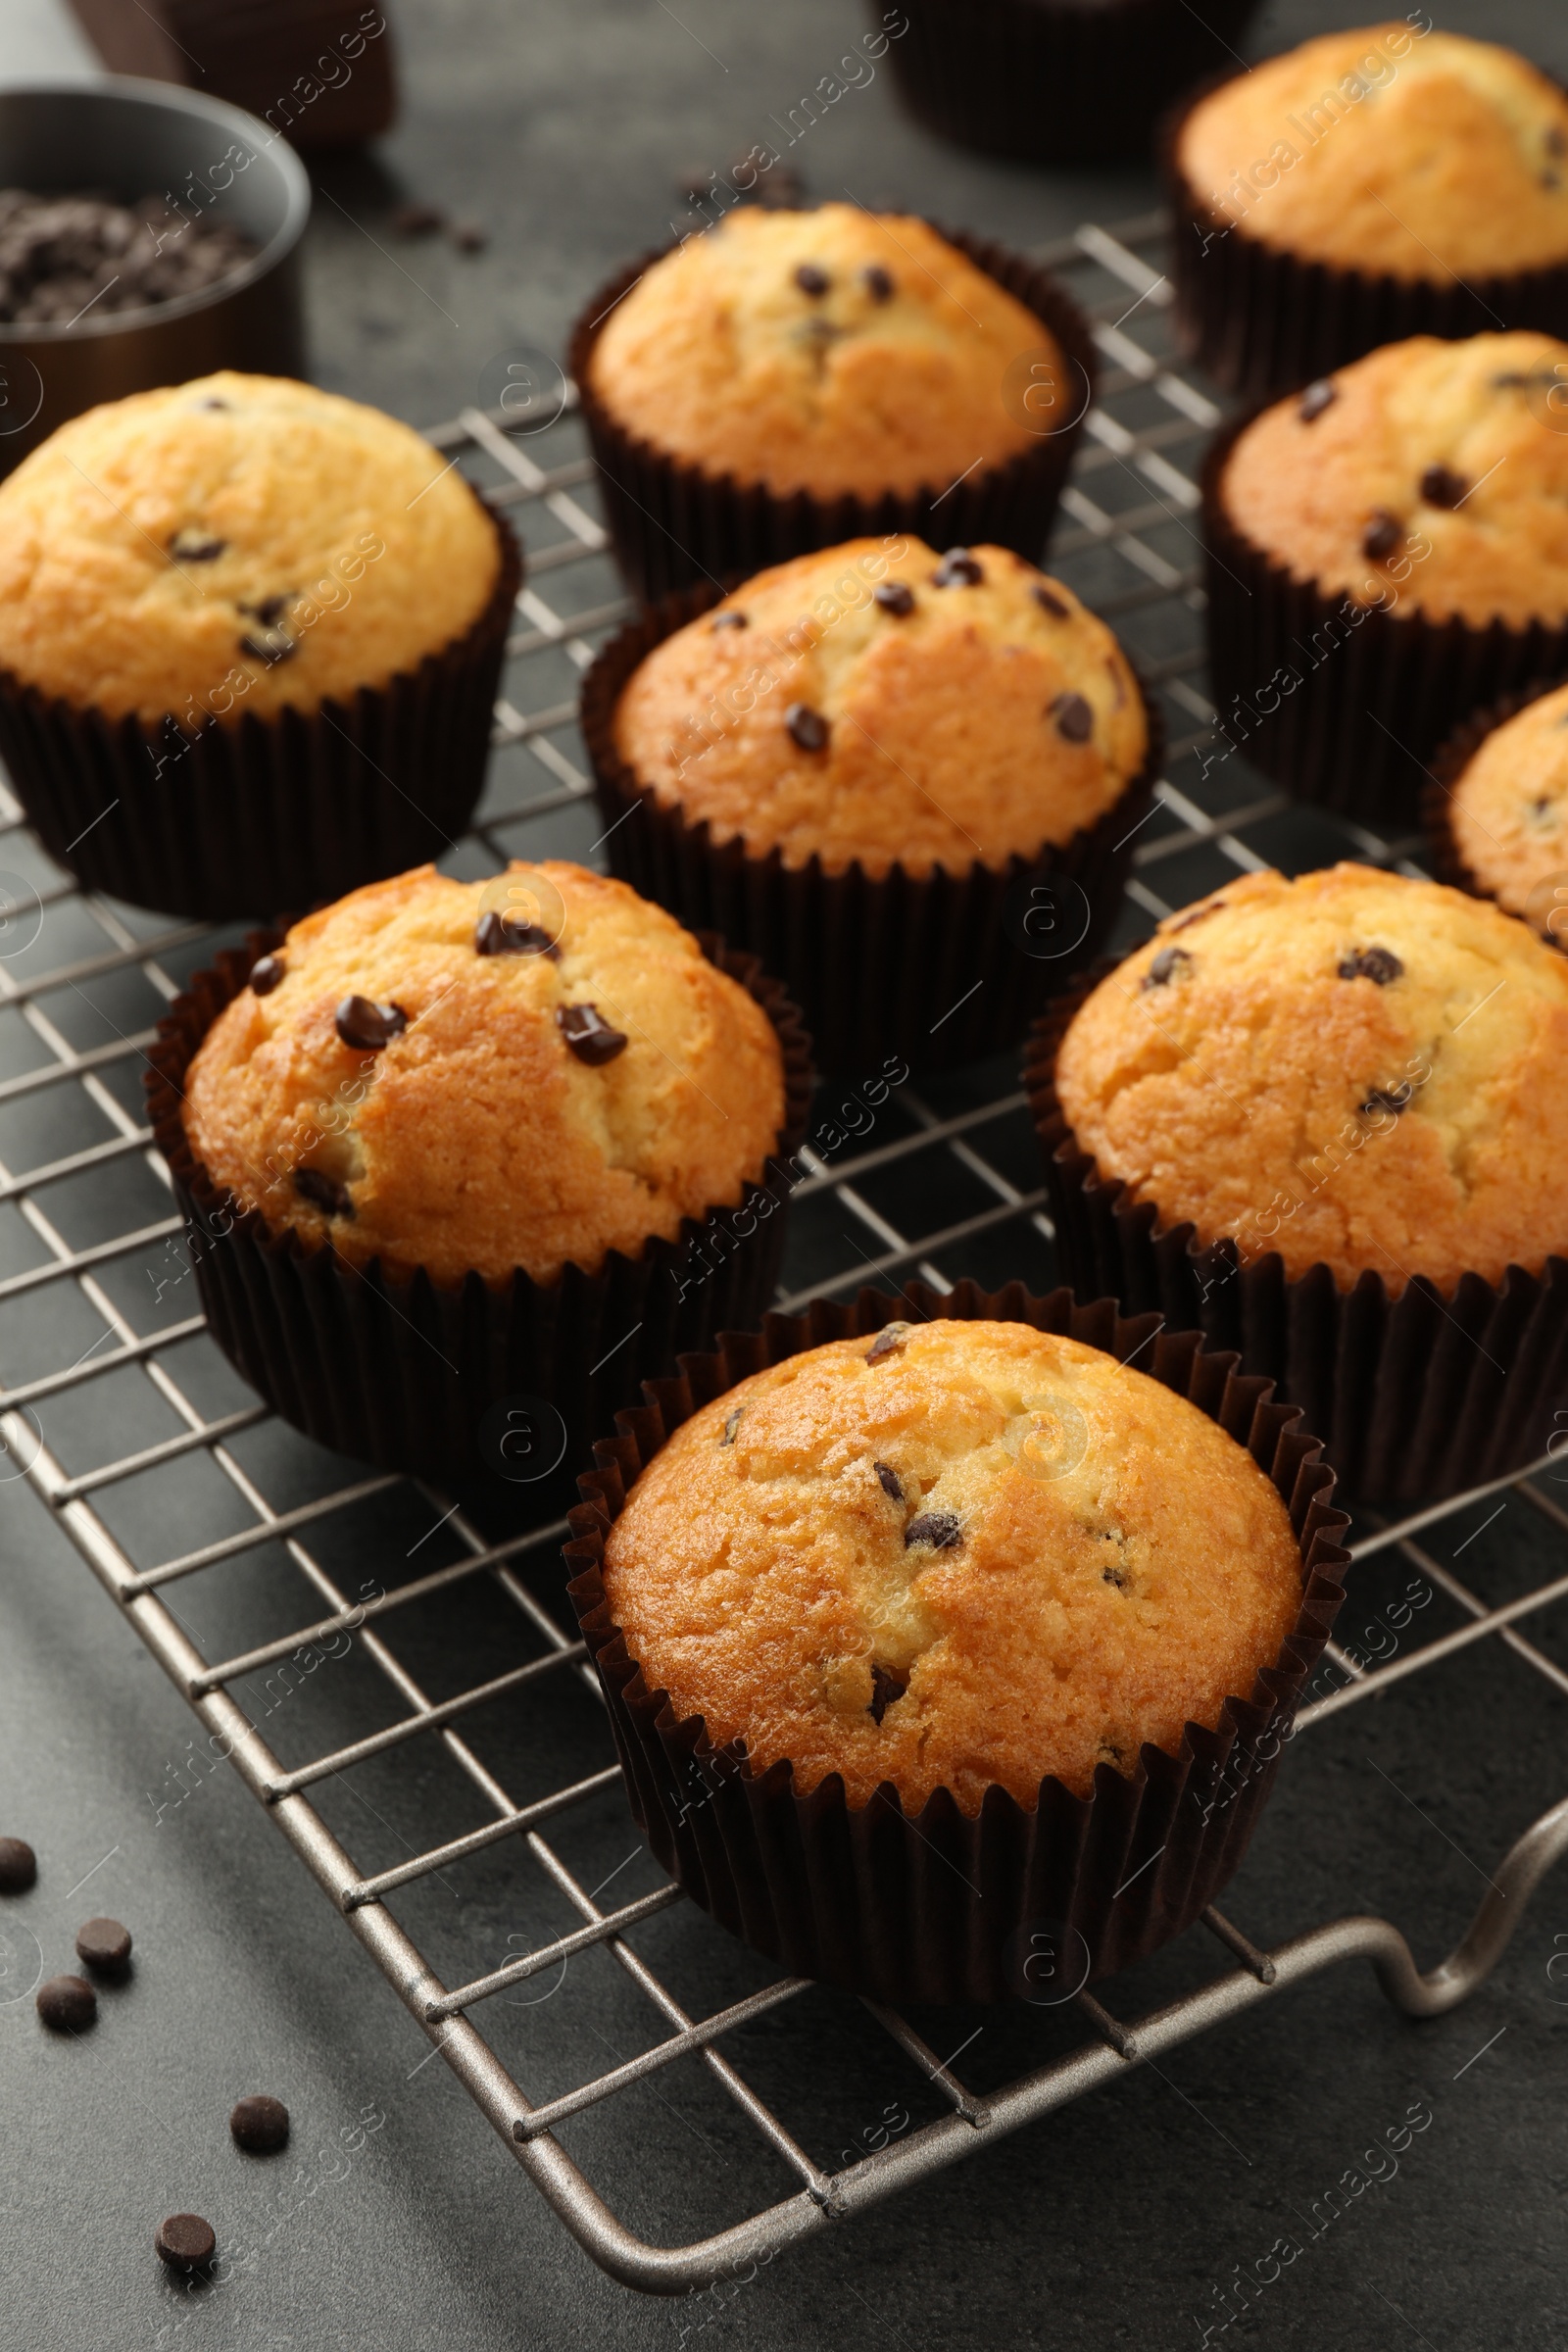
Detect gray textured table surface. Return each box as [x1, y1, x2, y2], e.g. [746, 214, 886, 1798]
[2, 3, 1567, 2347]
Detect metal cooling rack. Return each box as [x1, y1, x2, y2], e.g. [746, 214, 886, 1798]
[3, 210, 1567, 2295]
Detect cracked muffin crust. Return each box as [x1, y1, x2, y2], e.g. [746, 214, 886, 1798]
[1054, 862, 1568, 1292]
[1218, 333, 1568, 631]
[586, 205, 1056, 501]
[1178, 27, 1568, 280]
[612, 537, 1147, 876]
[1444, 681, 1568, 933]
[601, 1317, 1303, 1810]
[0, 371, 502, 723]
[181, 860, 786, 1286]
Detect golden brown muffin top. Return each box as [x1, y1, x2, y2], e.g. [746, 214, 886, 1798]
[612, 538, 1147, 878]
[603, 1319, 1302, 1811]
[0, 372, 502, 724]
[1054, 863, 1568, 1293]
[1220, 334, 1568, 630]
[587, 205, 1056, 500]
[1446, 683, 1568, 938]
[181, 861, 786, 1287]
[1179, 26, 1568, 278]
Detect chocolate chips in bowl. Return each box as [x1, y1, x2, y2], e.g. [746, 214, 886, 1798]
[0, 189, 259, 327]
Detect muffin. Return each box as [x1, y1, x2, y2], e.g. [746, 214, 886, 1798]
[1202, 332, 1568, 825]
[566, 1288, 1348, 2003]
[1425, 678, 1568, 942]
[568, 205, 1095, 602]
[582, 537, 1159, 1071]
[0, 371, 520, 917]
[146, 860, 810, 1480]
[882, 0, 1260, 167]
[1169, 26, 1568, 395]
[1027, 863, 1568, 1497]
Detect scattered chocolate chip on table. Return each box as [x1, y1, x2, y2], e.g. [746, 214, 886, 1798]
[0, 1836, 36, 1892]
[155, 2214, 216, 2273]
[36, 1975, 95, 2032]
[74, 1917, 132, 1976]
[229, 2093, 290, 2154]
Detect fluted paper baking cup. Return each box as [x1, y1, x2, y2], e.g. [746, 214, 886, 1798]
[1026, 974, 1568, 1501]
[563, 1279, 1348, 2006]
[1165, 72, 1568, 399]
[578, 582, 1161, 1074]
[0, 500, 521, 922]
[1200, 413, 1568, 830]
[144, 925, 812, 1485]
[567, 225, 1097, 606]
[881, 0, 1259, 165]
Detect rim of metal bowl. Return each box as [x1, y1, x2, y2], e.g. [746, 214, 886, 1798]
[0, 75, 313, 344]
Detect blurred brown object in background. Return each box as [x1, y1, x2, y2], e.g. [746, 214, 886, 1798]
[67, 0, 399, 152]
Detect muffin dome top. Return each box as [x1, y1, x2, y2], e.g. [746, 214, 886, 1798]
[602, 1319, 1302, 1810]
[182, 861, 786, 1287]
[612, 538, 1147, 877]
[1054, 863, 1568, 1292]
[0, 372, 502, 723]
[1179, 27, 1568, 278]
[1220, 334, 1568, 629]
[586, 206, 1056, 500]
[1446, 682, 1568, 936]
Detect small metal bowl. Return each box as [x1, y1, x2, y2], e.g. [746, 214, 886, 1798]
[0, 76, 311, 473]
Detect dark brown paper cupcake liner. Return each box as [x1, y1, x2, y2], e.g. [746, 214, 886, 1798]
[881, 0, 1259, 165]
[567, 225, 1097, 606]
[563, 1279, 1348, 2006]
[1421, 681, 1568, 945]
[1025, 973, 1568, 1501]
[1164, 72, 1568, 399]
[143, 925, 812, 1485]
[0, 500, 521, 922]
[579, 582, 1161, 1074]
[1200, 413, 1568, 831]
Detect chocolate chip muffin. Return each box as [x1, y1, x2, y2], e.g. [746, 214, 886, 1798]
[609, 537, 1148, 878]
[583, 538, 1158, 1071]
[0, 371, 520, 917]
[1429, 680, 1568, 938]
[569, 207, 1095, 601]
[1171, 26, 1568, 393]
[1203, 334, 1568, 822]
[1054, 863, 1568, 1294]
[600, 1317, 1302, 1810]
[181, 860, 787, 1286]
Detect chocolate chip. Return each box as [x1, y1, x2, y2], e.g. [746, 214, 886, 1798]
[239, 627, 295, 665]
[795, 262, 829, 296]
[243, 593, 293, 627]
[873, 580, 914, 615]
[867, 1662, 908, 1723]
[451, 220, 487, 252]
[335, 995, 408, 1052]
[1298, 379, 1338, 422]
[1142, 945, 1192, 990]
[197, 397, 230, 410]
[1102, 1564, 1127, 1588]
[1050, 691, 1093, 744]
[1419, 464, 1467, 510]
[1361, 511, 1403, 562]
[932, 548, 983, 587]
[295, 1167, 352, 1218]
[710, 610, 748, 630]
[861, 264, 893, 302]
[865, 1322, 909, 1364]
[720, 1407, 743, 1446]
[229, 2094, 290, 2154]
[557, 1004, 628, 1065]
[75, 1917, 131, 1975]
[170, 528, 225, 562]
[1338, 946, 1403, 985]
[905, 1510, 962, 1550]
[1361, 1085, 1411, 1117]
[0, 1837, 36, 1892]
[155, 2214, 216, 2273]
[36, 1975, 95, 2032]
[1544, 173, 1561, 191]
[249, 954, 284, 995]
[474, 909, 559, 959]
[785, 701, 830, 752]
[391, 201, 444, 236]
[1032, 583, 1071, 619]
[1549, 126, 1566, 159]
[874, 1460, 903, 1501]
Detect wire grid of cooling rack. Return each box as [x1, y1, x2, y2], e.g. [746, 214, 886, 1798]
[3, 209, 1568, 2295]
